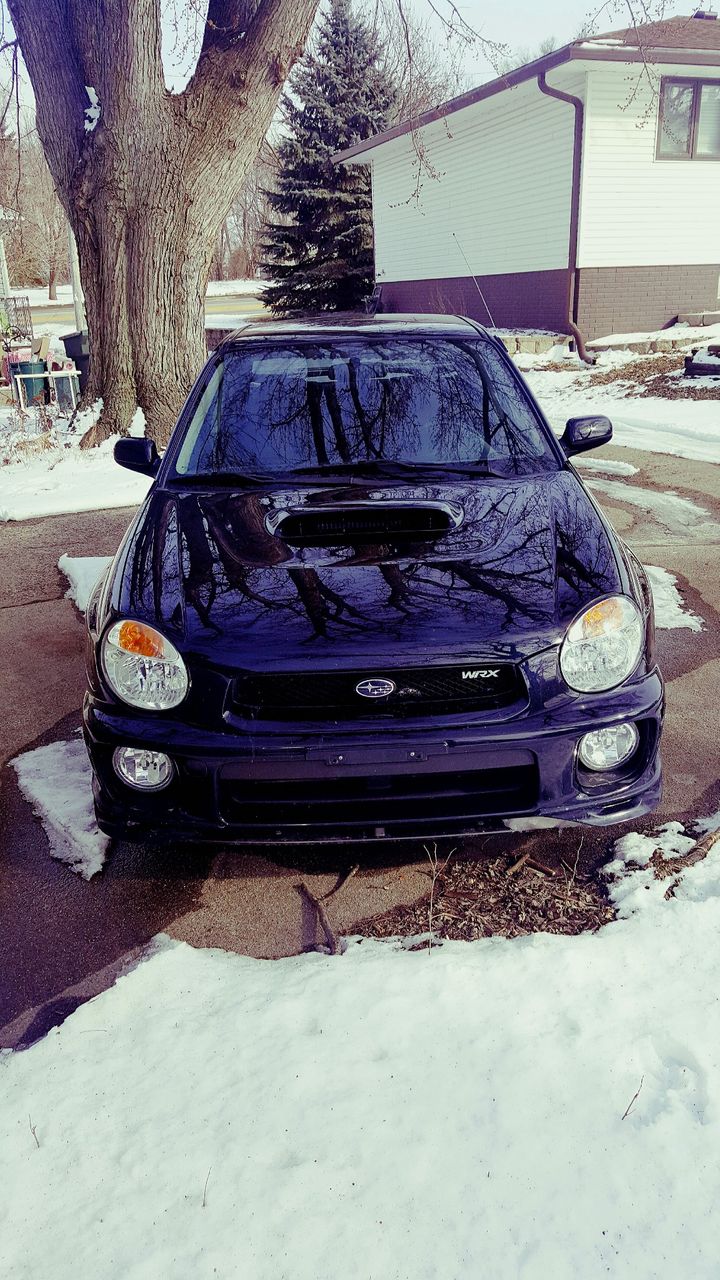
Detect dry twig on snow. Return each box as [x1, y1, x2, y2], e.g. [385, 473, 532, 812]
[425, 842, 455, 950]
[621, 1076, 645, 1121]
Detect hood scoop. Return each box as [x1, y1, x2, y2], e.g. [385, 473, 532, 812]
[266, 500, 464, 546]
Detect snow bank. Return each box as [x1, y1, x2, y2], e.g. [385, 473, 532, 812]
[204, 312, 248, 331]
[645, 565, 704, 632]
[9, 284, 75, 308]
[12, 280, 265, 307]
[11, 739, 108, 879]
[3, 825, 720, 1278]
[590, 321, 720, 348]
[529, 371, 720, 465]
[574, 456, 639, 476]
[584, 475, 720, 541]
[58, 554, 113, 613]
[206, 278, 266, 297]
[0, 433, 152, 521]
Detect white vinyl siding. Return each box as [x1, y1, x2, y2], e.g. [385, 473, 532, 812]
[578, 62, 720, 267]
[368, 75, 578, 283]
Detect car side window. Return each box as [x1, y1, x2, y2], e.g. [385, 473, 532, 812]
[175, 363, 224, 474]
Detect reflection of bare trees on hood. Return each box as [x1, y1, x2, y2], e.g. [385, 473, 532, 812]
[124, 471, 619, 648]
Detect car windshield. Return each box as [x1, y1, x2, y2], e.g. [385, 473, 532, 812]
[172, 335, 558, 480]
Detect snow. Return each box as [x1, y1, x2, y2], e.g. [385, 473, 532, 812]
[585, 474, 720, 540]
[574, 456, 639, 476]
[8, 285, 75, 308]
[695, 810, 720, 836]
[206, 278, 266, 297]
[0, 430, 152, 521]
[589, 321, 720, 349]
[529, 372, 720, 465]
[204, 312, 248, 330]
[9, 281, 264, 309]
[4, 820, 720, 1278]
[58, 554, 113, 613]
[84, 86, 101, 133]
[610, 820, 696, 872]
[645, 564, 704, 632]
[128, 406, 146, 437]
[688, 347, 720, 370]
[11, 739, 108, 879]
[584, 399, 720, 466]
[522, 337, 720, 465]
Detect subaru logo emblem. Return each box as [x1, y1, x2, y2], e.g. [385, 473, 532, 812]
[355, 677, 396, 699]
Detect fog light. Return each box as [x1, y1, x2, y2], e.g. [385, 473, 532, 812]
[578, 722, 639, 772]
[113, 746, 174, 790]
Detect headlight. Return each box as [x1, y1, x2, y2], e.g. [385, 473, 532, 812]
[560, 596, 644, 693]
[102, 620, 188, 710]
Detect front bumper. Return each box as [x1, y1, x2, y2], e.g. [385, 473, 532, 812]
[83, 670, 664, 844]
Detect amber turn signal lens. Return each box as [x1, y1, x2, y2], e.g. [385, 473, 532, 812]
[582, 598, 623, 638]
[117, 620, 166, 658]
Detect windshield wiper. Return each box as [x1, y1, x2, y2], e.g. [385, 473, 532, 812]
[168, 460, 507, 487]
[347, 460, 507, 480]
[167, 472, 278, 488]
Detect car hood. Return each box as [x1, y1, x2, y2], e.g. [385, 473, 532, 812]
[111, 472, 625, 667]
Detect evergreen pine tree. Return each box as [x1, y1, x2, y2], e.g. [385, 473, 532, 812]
[262, 0, 395, 315]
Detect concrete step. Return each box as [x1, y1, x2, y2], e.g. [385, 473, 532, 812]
[677, 311, 720, 326]
[492, 330, 570, 355]
[587, 332, 712, 356]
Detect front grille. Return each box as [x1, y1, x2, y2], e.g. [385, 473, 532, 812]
[219, 765, 538, 833]
[231, 663, 524, 721]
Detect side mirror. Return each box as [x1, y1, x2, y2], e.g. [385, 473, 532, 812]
[114, 437, 160, 476]
[560, 415, 613, 457]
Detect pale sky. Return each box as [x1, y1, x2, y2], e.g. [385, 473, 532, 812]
[159, 0, 685, 93]
[407, 0, 684, 85]
[9, 0, 687, 106]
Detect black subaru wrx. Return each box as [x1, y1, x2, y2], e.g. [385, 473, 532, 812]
[83, 315, 663, 844]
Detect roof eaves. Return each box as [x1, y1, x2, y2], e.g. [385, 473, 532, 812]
[332, 43, 572, 165]
[334, 38, 720, 166]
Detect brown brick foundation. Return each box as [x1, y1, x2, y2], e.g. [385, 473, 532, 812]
[379, 265, 720, 341]
[380, 271, 572, 333]
[576, 265, 720, 338]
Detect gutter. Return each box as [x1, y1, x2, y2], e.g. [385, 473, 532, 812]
[537, 71, 595, 365]
[334, 45, 720, 166]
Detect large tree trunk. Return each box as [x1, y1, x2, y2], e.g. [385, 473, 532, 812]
[8, 0, 319, 448]
[71, 115, 215, 447]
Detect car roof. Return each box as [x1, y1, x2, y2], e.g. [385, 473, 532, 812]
[218, 313, 489, 346]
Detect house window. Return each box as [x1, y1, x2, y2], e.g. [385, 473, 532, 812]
[658, 78, 720, 159]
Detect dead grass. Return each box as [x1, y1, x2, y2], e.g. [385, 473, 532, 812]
[9, 431, 57, 457]
[587, 354, 682, 388]
[355, 851, 615, 943]
[0, 430, 62, 466]
[589, 354, 720, 400]
[525, 352, 720, 400]
[353, 831, 720, 946]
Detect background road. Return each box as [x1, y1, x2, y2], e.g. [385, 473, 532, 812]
[2, 444, 719, 1047]
[29, 292, 266, 329]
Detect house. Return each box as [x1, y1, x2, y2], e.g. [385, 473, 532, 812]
[335, 11, 720, 343]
